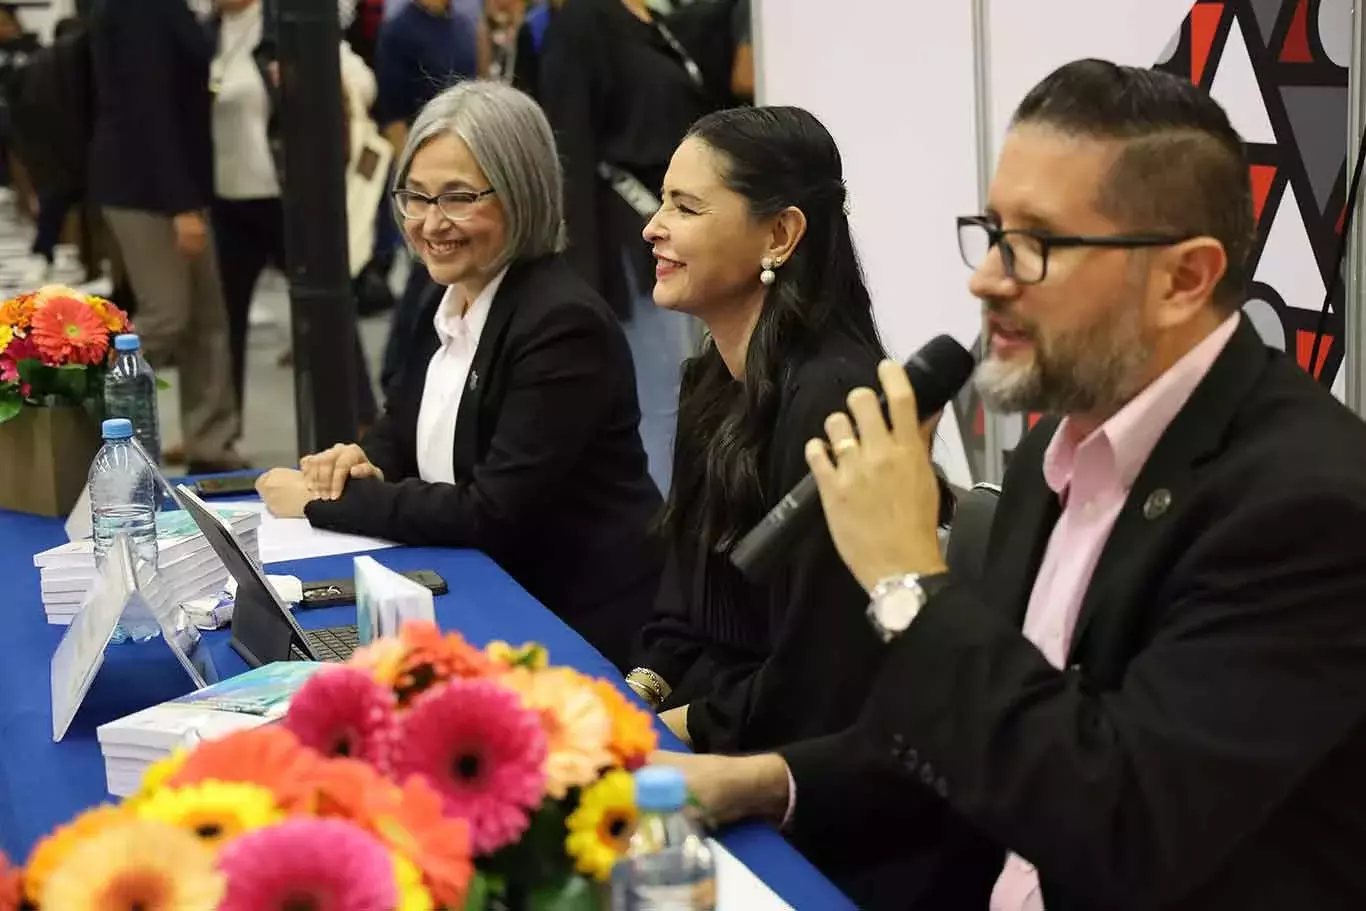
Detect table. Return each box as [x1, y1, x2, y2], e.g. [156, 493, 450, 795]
[0, 505, 855, 910]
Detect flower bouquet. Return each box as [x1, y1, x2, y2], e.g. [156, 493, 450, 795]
[0, 285, 132, 424]
[0, 285, 134, 515]
[2, 621, 660, 911]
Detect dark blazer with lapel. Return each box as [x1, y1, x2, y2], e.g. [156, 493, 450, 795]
[780, 319, 1366, 910]
[306, 255, 665, 672]
[89, 0, 214, 214]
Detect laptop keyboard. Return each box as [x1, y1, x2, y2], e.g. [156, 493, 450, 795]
[299, 625, 360, 663]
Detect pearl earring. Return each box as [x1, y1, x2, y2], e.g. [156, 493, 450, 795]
[760, 257, 777, 286]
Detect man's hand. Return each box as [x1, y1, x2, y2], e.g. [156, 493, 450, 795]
[173, 211, 208, 258]
[649, 752, 792, 827]
[806, 359, 949, 592]
[300, 443, 383, 500]
[256, 468, 317, 519]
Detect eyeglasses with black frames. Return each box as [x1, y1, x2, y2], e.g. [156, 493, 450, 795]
[956, 215, 1195, 285]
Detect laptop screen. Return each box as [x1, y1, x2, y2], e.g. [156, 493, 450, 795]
[170, 485, 318, 665]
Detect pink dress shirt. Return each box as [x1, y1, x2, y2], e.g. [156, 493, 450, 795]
[989, 313, 1240, 910]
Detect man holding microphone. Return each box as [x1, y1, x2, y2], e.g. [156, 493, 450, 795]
[658, 59, 1366, 910]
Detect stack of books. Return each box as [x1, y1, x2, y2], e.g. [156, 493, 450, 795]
[34, 505, 262, 625]
[97, 662, 323, 797]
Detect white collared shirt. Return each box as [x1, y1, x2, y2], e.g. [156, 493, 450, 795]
[414, 267, 509, 484]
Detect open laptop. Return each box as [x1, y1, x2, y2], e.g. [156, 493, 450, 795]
[170, 485, 360, 666]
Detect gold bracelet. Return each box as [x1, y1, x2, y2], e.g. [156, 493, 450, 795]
[626, 668, 670, 708]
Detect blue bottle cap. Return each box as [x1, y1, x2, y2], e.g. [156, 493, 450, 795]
[633, 766, 689, 813]
[101, 418, 134, 440]
[113, 334, 141, 352]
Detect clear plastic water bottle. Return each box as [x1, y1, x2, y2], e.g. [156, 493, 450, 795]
[104, 333, 161, 465]
[89, 418, 160, 642]
[611, 767, 718, 911]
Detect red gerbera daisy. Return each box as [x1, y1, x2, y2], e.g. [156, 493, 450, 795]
[29, 295, 109, 366]
[390, 678, 547, 856]
[283, 666, 398, 771]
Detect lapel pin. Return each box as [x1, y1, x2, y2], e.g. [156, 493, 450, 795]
[1143, 488, 1172, 520]
[468, 370, 479, 393]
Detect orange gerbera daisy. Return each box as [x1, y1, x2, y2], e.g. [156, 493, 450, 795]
[372, 777, 474, 909]
[167, 727, 321, 812]
[29, 294, 109, 366]
[591, 680, 657, 770]
[89, 295, 131, 334]
[393, 621, 494, 705]
[0, 293, 36, 332]
[302, 756, 401, 823]
[500, 667, 613, 799]
[24, 803, 131, 905]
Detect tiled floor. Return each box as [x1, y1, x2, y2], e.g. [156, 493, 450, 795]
[0, 190, 395, 472]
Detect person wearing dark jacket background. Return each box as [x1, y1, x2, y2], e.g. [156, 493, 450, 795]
[538, 0, 711, 494]
[256, 81, 663, 671]
[88, 0, 243, 472]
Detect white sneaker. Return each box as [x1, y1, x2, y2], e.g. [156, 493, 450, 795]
[20, 255, 51, 287]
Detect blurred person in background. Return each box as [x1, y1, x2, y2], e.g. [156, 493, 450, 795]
[209, 0, 380, 429]
[0, 4, 36, 201]
[257, 81, 663, 670]
[10, 14, 91, 287]
[89, 0, 244, 472]
[538, 0, 713, 494]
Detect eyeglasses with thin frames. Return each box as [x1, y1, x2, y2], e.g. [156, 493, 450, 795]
[956, 215, 1195, 285]
[392, 187, 497, 222]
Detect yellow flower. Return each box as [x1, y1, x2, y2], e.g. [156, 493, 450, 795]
[486, 640, 548, 670]
[0, 324, 11, 355]
[566, 770, 638, 882]
[393, 853, 436, 911]
[40, 819, 224, 911]
[137, 781, 284, 849]
[500, 667, 614, 799]
[25, 804, 131, 905]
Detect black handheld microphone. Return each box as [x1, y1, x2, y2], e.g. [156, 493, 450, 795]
[729, 334, 977, 581]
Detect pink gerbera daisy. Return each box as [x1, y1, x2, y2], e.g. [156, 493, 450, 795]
[283, 666, 398, 772]
[390, 678, 547, 856]
[216, 818, 397, 911]
[29, 295, 109, 366]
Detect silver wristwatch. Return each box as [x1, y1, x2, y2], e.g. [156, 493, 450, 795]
[866, 573, 949, 642]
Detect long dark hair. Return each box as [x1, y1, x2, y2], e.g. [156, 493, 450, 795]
[660, 106, 882, 553]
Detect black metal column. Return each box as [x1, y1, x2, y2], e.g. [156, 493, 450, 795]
[272, 0, 360, 456]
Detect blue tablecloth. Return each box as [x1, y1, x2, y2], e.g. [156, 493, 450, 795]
[0, 505, 854, 910]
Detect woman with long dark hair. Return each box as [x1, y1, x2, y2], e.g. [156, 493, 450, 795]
[628, 106, 897, 754]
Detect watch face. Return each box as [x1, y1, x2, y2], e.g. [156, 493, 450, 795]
[877, 587, 922, 632]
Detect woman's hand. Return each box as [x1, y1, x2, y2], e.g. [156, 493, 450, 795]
[300, 443, 384, 500]
[256, 468, 317, 519]
[660, 705, 692, 748]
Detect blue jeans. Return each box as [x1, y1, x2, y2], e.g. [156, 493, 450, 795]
[620, 250, 698, 496]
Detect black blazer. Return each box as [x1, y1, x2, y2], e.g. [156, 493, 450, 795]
[88, 0, 214, 214]
[636, 333, 886, 754]
[306, 255, 665, 672]
[780, 318, 1366, 910]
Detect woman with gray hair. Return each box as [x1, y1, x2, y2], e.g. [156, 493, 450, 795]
[256, 80, 664, 669]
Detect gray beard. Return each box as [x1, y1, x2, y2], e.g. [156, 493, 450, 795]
[974, 311, 1152, 417]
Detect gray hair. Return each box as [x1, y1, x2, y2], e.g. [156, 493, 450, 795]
[393, 80, 566, 266]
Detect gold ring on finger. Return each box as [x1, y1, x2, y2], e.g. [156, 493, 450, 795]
[833, 438, 859, 456]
